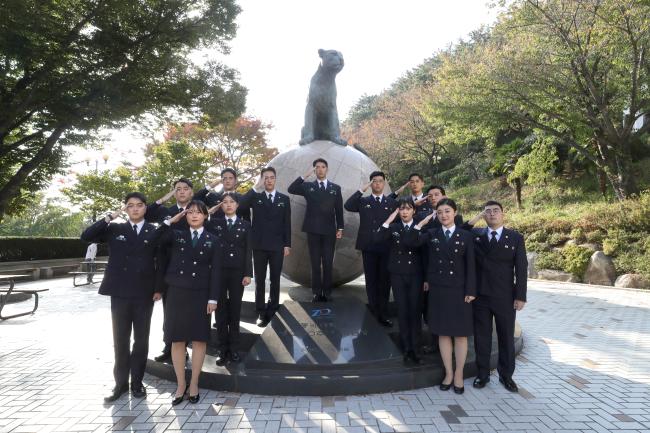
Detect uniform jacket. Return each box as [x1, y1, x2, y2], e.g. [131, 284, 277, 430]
[288, 177, 344, 236]
[206, 217, 253, 276]
[373, 222, 422, 275]
[238, 189, 291, 251]
[193, 188, 251, 221]
[344, 191, 396, 252]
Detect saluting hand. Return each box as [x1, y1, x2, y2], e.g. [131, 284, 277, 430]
[384, 208, 399, 225]
[394, 181, 409, 195]
[208, 202, 223, 215]
[464, 295, 476, 303]
[303, 167, 315, 179]
[416, 212, 435, 229]
[361, 180, 373, 193]
[106, 205, 126, 222]
[168, 209, 188, 224]
[157, 189, 175, 205]
[207, 303, 217, 314]
[208, 177, 222, 188]
[414, 197, 428, 207]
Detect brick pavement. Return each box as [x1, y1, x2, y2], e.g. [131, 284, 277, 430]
[1, 277, 649, 433]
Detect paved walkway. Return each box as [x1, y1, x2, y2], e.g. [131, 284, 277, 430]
[1, 277, 649, 433]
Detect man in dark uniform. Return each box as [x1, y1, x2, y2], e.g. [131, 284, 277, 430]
[344, 171, 396, 326]
[288, 158, 344, 302]
[194, 168, 251, 221]
[239, 167, 291, 327]
[471, 200, 527, 393]
[390, 173, 432, 217]
[81, 192, 162, 402]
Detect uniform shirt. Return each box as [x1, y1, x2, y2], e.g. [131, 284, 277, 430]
[486, 226, 504, 242]
[129, 219, 145, 235]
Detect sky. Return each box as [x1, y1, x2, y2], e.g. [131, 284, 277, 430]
[64, 1, 499, 183]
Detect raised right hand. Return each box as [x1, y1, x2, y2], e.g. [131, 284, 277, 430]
[395, 181, 409, 195]
[384, 208, 399, 225]
[168, 209, 188, 224]
[303, 167, 315, 179]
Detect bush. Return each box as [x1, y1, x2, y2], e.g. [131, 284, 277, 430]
[0, 237, 104, 262]
[548, 232, 569, 247]
[561, 244, 593, 277]
[536, 250, 564, 271]
[570, 227, 586, 243]
[528, 230, 548, 243]
[585, 230, 604, 245]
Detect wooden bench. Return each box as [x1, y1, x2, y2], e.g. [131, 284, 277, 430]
[68, 260, 107, 287]
[0, 275, 49, 320]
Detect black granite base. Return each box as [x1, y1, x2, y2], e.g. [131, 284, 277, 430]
[146, 296, 524, 396]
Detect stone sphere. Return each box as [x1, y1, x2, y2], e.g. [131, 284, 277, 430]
[269, 140, 391, 287]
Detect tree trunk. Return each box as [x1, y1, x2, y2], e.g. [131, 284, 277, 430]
[0, 127, 65, 221]
[513, 177, 523, 209]
[597, 168, 607, 197]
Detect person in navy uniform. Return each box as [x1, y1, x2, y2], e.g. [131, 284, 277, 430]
[344, 171, 396, 327]
[156, 201, 220, 405]
[406, 198, 476, 394]
[389, 173, 432, 217]
[194, 168, 250, 221]
[288, 158, 344, 302]
[144, 178, 196, 362]
[374, 199, 424, 364]
[239, 167, 291, 327]
[206, 193, 253, 366]
[81, 192, 162, 403]
[470, 201, 527, 393]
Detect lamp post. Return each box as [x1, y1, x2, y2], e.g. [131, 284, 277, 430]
[86, 151, 110, 220]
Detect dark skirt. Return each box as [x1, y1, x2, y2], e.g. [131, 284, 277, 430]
[427, 284, 474, 337]
[163, 285, 210, 343]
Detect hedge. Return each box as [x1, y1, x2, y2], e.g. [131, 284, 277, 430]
[0, 237, 107, 262]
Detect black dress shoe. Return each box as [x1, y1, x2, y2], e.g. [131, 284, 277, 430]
[229, 351, 241, 363]
[131, 384, 147, 398]
[321, 294, 329, 302]
[402, 352, 412, 365]
[256, 314, 268, 327]
[378, 318, 393, 327]
[421, 344, 434, 354]
[473, 377, 490, 389]
[104, 384, 129, 403]
[439, 381, 452, 391]
[171, 385, 187, 406]
[409, 351, 422, 365]
[215, 351, 228, 366]
[453, 385, 465, 395]
[499, 376, 518, 393]
[154, 351, 171, 362]
[188, 393, 200, 404]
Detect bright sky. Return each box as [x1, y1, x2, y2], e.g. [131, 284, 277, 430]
[63, 1, 499, 186]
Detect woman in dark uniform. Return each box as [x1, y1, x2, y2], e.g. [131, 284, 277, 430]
[374, 199, 424, 365]
[406, 198, 476, 394]
[158, 200, 221, 405]
[206, 192, 253, 366]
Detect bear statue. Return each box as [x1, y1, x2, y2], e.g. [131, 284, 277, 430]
[299, 49, 348, 146]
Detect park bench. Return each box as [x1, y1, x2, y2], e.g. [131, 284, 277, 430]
[0, 274, 49, 320]
[68, 260, 107, 287]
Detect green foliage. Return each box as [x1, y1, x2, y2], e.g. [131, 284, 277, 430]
[0, 198, 86, 237]
[561, 245, 593, 277]
[570, 228, 586, 243]
[509, 136, 558, 186]
[547, 233, 569, 247]
[536, 250, 564, 271]
[0, 237, 97, 262]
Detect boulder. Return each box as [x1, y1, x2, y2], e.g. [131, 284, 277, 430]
[614, 274, 650, 289]
[536, 269, 580, 283]
[583, 251, 616, 286]
[526, 252, 538, 278]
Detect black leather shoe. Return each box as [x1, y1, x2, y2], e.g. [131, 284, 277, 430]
[104, 384, 129, 403]
[439, 381, 452, 391]
[421, 344, 434, 354]
[499, 376, 518, 393]
[409, 351, 421, 365]
[473, 377, 490, 389]
[402, 352, 412, 365]
[229, 351, 241, 363]
[453, 385, 465, 395]
[378, 318, 393, 327]
[188, 393, 200, 404]
[154, 351, 171, 362]
[312, 294, 321, 303]
[256, 314, 268, 327]
[171, 385, 187, 406]
[131, 384, 147, 398]
[321, 294, 329, 302]
[215, 351, 228, 366]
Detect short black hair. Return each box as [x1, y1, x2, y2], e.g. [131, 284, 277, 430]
[436, 197, 457, 211]
[173, 178, 193, 189]
[484, 200, 503, 211]
[124, 192, 147, 205]
[369, 170, 385, 181]
[221, 168, 237, 178]
[312, 158, 328, 167]
[186, 200, 208, 216]
[408, 173, 424, 182]
[397, 198, 415, 209]
[261, 166, 276, 176]
[221, 191, 240, 203]
[427, 184, 446, 195]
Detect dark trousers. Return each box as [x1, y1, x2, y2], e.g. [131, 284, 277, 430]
[391, 273, 422, 352]
[473, 295, 516, 379]
[216, 268, 245, 352]
[253, 249, 284, 317]
[110, 296, 153, 388]
[362, 250, 390, 318]
[307, 233, 336, 296]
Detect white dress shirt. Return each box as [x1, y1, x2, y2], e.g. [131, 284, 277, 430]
[486, 226, 504, 241]
[128, 219, 145, 235]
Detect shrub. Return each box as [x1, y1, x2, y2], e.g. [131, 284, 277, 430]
[528, 230, 548, 243]
[536, 250, 564, 271]
[561, 244, 593, 277]
[570, 227, 586, 243]
[548, 232, 569, 247]
[585, 230, 604, 245]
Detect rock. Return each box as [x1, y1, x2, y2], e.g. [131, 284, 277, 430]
[526, 252, 538, 278]
[536, 269, 580, 283]
[583, 251, 616, 286]
[614, 274, 650, 289]
[269, 140, 389, 287]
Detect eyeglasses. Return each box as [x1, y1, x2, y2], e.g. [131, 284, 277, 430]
[484, 209, 502, 215]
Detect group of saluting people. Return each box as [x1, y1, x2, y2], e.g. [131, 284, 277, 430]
[82, 157, 528, 405]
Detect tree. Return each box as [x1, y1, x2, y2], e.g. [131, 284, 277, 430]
[433, 0, 650, 200]
[0, 0, 247, 220]
[0, 195, 85, 237]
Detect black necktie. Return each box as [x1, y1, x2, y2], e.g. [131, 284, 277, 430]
[319, 181, 325, 191]
[375, 196, 380, 203]
[267, 193, 273, 203]
[227, 218, 234, 230]
[445, 229, 451, 241]
[132, 224, 138, 235]
[490, 230, 498, 248]
[192, 230, 199, 247]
